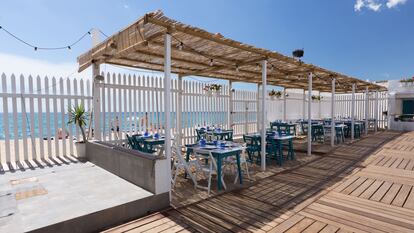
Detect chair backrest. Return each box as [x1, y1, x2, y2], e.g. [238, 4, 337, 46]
[126, 134, 135, 149]
[132, 135, 146, 151]
[195, 128, 206, 141]
[301, 122, 308, 134]
[172, 144, 186, 165]
[225, 130, 234, 141]
[243, 135, 261, 148]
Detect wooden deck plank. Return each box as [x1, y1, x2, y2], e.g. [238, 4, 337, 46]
[301, 221, 327, 233]
[284, 217, 315, 233]
[267, 214, 305, 233]
[318, 225, 340, 233]
[381, 183, 402, 204]
[359, 180, 384, 199]
[350, 179, 374, 197]
[403, 188, 414, 210]
[307, 202, 413, 233]
[341, 177, 367, 195]
[392, 185, 412, 207]
[370, 181, 392, 202]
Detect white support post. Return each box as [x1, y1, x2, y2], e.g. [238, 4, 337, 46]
[351, 83, 356, 141]
[163, 33, 172, 196]
[227, 81, 233, 129]
[91, 28, 101, 140]
[261, 60, 267, 171]
[331, 77, 336, 147]
[177, 75, 183, 145]
[318, 91, 322, 119]
[302, 89, 306, 120]
[375, 90, 379, 132]
[257, 84, 260, 132]
[283, 87, 287, 121]
[365, 86, 369, 135]
[307, 72, 313, 156]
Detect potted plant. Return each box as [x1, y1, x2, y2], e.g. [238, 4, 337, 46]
[268, 90, 282, 100]
[311, 95, 323, 102]
[400, 77, 414, 87]
[67, 104, 89, 159]
[204, 84, 222, 96]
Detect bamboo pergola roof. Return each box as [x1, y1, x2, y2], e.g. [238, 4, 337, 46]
[78, 10, 386, 93]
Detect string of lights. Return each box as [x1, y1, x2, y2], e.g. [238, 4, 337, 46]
[0, 25, 93, 51]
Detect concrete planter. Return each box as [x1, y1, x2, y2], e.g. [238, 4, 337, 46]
[75, 141, 86, 158]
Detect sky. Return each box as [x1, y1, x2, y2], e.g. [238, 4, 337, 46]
[0, 0, 413, 89]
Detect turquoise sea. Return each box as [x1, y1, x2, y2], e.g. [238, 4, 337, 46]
[0, 112, 255, 140]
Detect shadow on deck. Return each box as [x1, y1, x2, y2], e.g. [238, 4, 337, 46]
[105, 131, 407, 232]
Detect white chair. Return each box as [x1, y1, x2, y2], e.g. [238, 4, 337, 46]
[224, 146, 251, 184]
[193, 149, 226, 195]
[171, 144, 198, 189]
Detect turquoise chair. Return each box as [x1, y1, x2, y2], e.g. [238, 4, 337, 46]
[126, 134, 139, 150]
[312, 125, 325, 142]
[243, 135, 261, 164]
[195, 128, 206, 141]
[224, 130, 234, 141]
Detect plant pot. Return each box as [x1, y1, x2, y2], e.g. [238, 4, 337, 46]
[75, 141, 86, 159]
[212, 91, 220, 97]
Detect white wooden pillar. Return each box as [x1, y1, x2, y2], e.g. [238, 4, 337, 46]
[283, 87, 287, 121]
[256, 84, 260, 132]
[365, 86, 369, 135]
[331, 77, 336, 147]
[374, 90, 379, 132]
[177, 75, 183, 145]
[351, 83, 356, 140]
[307, 72, 313, 156]
[227, 81, 233, 129]
[91, 28, 101, 140]
[163, 33, 172, 195]
[261, 60, 267, 171]
[302, 89, 306, 120]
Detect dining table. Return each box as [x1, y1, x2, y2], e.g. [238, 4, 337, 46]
[245, 133, 296, 165]
[323, 124, 347, 143]
[185, 142, 243, 191]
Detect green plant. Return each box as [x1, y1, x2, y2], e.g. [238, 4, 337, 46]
[268, 90, 282, 98]
[204, 84, 222, 92]
[67, 104, 89, 142]
[400, 77, 414, 83]
[311, 95, 322, 101]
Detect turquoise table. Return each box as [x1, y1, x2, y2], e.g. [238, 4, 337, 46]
[185, 143, 243, 191]
[267, 135, 295, 165]
[245, 133, 295, 165]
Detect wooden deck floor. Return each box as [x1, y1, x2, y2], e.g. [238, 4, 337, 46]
[104, 131, 414, 233]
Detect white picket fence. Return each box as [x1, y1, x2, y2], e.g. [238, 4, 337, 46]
[0, 72, 388, 166]
[0, 73, 92, 165]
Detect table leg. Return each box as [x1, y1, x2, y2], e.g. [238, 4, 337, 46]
[184, 150, 190, 179]
[236, 152, 243, 185]
[217, 155, 223, 191]
[278, 140, 283, 166]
